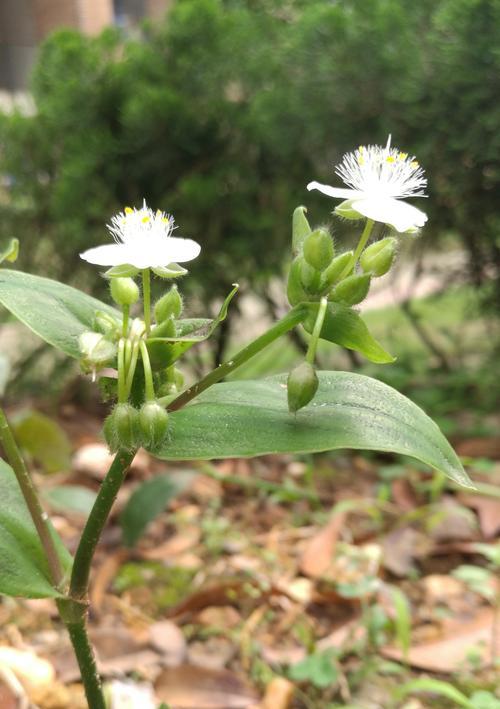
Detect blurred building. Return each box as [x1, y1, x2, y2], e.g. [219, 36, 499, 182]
[0, 0, 171, 91]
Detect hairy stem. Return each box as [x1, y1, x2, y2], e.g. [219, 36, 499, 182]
[165, 305, 308, 412]
[0, 407, 64, 588]
[65, 618, 106, 709]
[339, 218, 375, 280]
[69, 449, 135, 600]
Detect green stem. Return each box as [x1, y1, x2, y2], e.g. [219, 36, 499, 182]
[305, 296, 328, 365]
[117, 339, 126, 403]
[165, 305, 308, 412]
[339, 218, 375, 280]
[69, 449, 135, 600]
[124, 340, 140, 399]
[122, 304, 129, 338]
[139, 340, 155, 401]
[65, 619, 106, 709]
[142, 268, 151, 336]
[0, 408, 64, 589]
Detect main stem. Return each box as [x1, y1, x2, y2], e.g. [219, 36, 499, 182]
[0, 407, 64, 588]
[70, 448, 135, 600]
[166, 305, 308, 412]
[66, 620, 106, 709]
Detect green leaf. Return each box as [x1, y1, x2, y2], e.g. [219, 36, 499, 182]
[43, 485, 97, 516]
[121, 474, 182, 548]
[146, 284, 239, 368]
[0, 459, 72, 598]
[11, 410, 72, 474]
[158, 372, 471, 487]
[0, 270, 120, 358]
[398, 679, 473, 708]
[0, 238, 19, 264]
[304, 302, 395, 364]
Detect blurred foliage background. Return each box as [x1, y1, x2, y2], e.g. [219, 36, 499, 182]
[0, 0, 499, 425]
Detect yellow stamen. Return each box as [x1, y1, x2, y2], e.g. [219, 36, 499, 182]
[398, 152, 408, 161]
[386, 156, 395, 163]
[410, 161, 419, 168]
[142, 216, 150, 223]
[162, 217, 169, 223]
[124, 207, 133, 215]
[358, 145, 365, 153]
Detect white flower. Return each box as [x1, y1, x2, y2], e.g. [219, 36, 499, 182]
[307, 137, 428, 233]
[80, 201, 201, 269]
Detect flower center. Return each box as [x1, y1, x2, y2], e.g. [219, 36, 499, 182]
[336, 142, 427, 199]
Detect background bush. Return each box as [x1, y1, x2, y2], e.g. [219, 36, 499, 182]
[0, 0, 499, 317]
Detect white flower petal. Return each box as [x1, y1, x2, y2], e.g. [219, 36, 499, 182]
[80, 244, 131, 267]
[351, 197, 428, 233]
[307, 182, 364, 200]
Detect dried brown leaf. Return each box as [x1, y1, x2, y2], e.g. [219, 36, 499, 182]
[155, 664, 258, 708]
[299, 513, 345, 578]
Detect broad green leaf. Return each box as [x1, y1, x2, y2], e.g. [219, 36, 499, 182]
[305, 302, 394, 364]
[158, 372, 471, 487]
[0, 238, 19, 264]
[147, 284, 239, 368]
[0, 269, 119, 358]
[43, 485, 97, 516]
[121, 474, 182, 548]
[0, 459, 72, 598]
[11, 410, 72, 474]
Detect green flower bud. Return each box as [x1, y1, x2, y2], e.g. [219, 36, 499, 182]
[303, 228, 334, 272]
[330, 273, 371, 305]
[79, 332, 116, 374]
[287, 257, 309, 306]
[300, 258, 321, 293]
[334, 199, 363, 220]
[360, 237, 397, 276]
[94, 311, 121, 338]
[151, 316, 177, 338]
[320, 251, 354, 289]
[110, 277, 140, 307]
[103, 403, 140, 452]
[287, 361, 319, 414]
[138, 401, 169, 451]
[154, 285, 183, 323]
[292, 206, 312, 253]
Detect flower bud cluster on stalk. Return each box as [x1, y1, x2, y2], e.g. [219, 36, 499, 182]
[76, 202, 204, 454]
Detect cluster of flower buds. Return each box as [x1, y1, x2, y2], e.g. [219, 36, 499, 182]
[103, 401, 169, 453]
[287, 207, 396, 309]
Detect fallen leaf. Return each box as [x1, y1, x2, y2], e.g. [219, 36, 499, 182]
[428, 497, 478, 542]
[391, 478, 419, 512]
[261, 677, 294, 709]
[0, 647, 55, 689]
[187, 637, 235, 670]
[454, 437, 500, 459]
[105, 679, 157, 709]
[155, 664, 258, 708]
[149, 620, 187, 666]
[141, 527, 201, 560]
[381, 528, 431, 577]
[90, 550, 130, 612]
[383, 607, 500, 671]
[461, 494, 500, 538]
[299, 513, 345, 578]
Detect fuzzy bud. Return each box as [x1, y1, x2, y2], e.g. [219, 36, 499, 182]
[300, 258, 322, 293]
[151, 316, 177, 338]
[287, 257, 310, 306]
[110, 277, 139, 307]
[360, 237, 397, 276]
[154, 285, 183, 323]
[138, 402, 170, 451]
[303, 228, 334, 272]
[320, 251, 354, 290]
[103, 403, 140, 452]
[292, 206, 312, 253]
[287, 361, 319, 414]
[330, 273, 371, 305]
